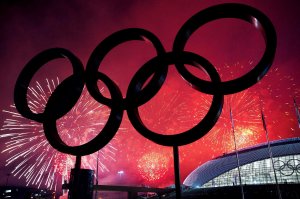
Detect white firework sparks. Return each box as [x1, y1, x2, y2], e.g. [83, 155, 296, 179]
[1, 78, 117, 190]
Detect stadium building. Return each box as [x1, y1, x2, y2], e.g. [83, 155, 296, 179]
[184, 137, 300, 188]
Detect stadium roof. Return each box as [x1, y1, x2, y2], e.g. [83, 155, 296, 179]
[183, 137, 300, 187]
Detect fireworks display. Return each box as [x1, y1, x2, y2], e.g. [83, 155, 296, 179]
[1, 61, 299, 190]
[138, 69, 211, 136]
[0, 78, 117, 190]
[206, 90, 263, 153]
[0, 0, 300, 193]
[137, 152, 170, 182]
[2, 63, 298, 189]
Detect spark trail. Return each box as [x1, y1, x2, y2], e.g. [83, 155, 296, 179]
[1, 78, 117, 190]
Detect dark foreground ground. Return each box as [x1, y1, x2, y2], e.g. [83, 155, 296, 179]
[151, 184, 300, 199]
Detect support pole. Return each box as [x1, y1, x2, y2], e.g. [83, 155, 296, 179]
[293, 97, 300, 128]
[173, 146, 181, 199]
[95, 151, 99, 199]
[68, 156, 94, 199]
[260, 105, 282, 199]
[230, 107, 245, 199]
[75, 156, 81, 169]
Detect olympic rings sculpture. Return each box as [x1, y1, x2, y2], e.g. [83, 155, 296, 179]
[274, 159, 300, 176]
[14, 3, 276, 156]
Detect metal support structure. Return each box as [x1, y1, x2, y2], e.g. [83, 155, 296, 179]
[173, 146, 181, 199]
[6, 173, 10, 186]
[75, 156, 81, 169]
[293, 97, 300, 128]
[94, 151, 100, 199]
[68, 156, 94, 199]
[93, 184, 174, 198]
[12, 4, 277, 199]
[230, 107, 245, 199]
[260, 106, 282, 199]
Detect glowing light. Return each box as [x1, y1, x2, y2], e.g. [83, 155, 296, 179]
[118, 170, 124, 174]
[203, 90, 263, 153]
[137, 152, 169, 182]
[0, 78, 117, 190]
[0, 61, 298, 189]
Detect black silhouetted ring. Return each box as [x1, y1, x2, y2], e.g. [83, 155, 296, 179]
[274, 159, 300, 176]
[85, 28, 166, 108]
[173, 3, 276, 95]
[43, 72, 124, 156]
[127, 51, 223, 146]
[13, 3, 277, 156]
[14, 48, 85, 123]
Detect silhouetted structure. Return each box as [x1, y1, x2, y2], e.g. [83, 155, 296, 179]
[158, 184, 300, 199]
[0, 186, 55, 199]
[13, 2, 276, 199]
[184, 138, 300, 188]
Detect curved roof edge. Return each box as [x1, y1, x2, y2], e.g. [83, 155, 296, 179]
[183, 137, 300, 187]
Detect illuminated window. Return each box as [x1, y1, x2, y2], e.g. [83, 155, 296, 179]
[202, 155, 300, 188]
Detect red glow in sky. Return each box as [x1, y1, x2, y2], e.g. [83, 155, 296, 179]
[0, 0, 300, 192]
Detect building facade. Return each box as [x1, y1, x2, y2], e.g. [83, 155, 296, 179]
[184, 138, 300, 188]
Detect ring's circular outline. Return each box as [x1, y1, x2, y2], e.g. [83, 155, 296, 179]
[127, 51, 224, 146]
[14, 48, 85, 123]
[43, 72, 124, 156]
[274, 159, 300, 176]
[13, 3, 277, 156]
[85, 28, 166, 109]
[173, 3, 277, 95]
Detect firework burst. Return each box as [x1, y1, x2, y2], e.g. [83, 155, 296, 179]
[137, 152, 170, 182]
[0, 78, 117, 190]
[131, 66, 263, 182]
[216, 91, 262, 152]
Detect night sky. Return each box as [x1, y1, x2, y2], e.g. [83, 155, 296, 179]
[0, 0, 300, 193]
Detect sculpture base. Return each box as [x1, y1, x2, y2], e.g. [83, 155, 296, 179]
[68, 168, 94, 199]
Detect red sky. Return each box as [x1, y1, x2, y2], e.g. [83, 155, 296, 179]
[0, 0, 299, 192]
